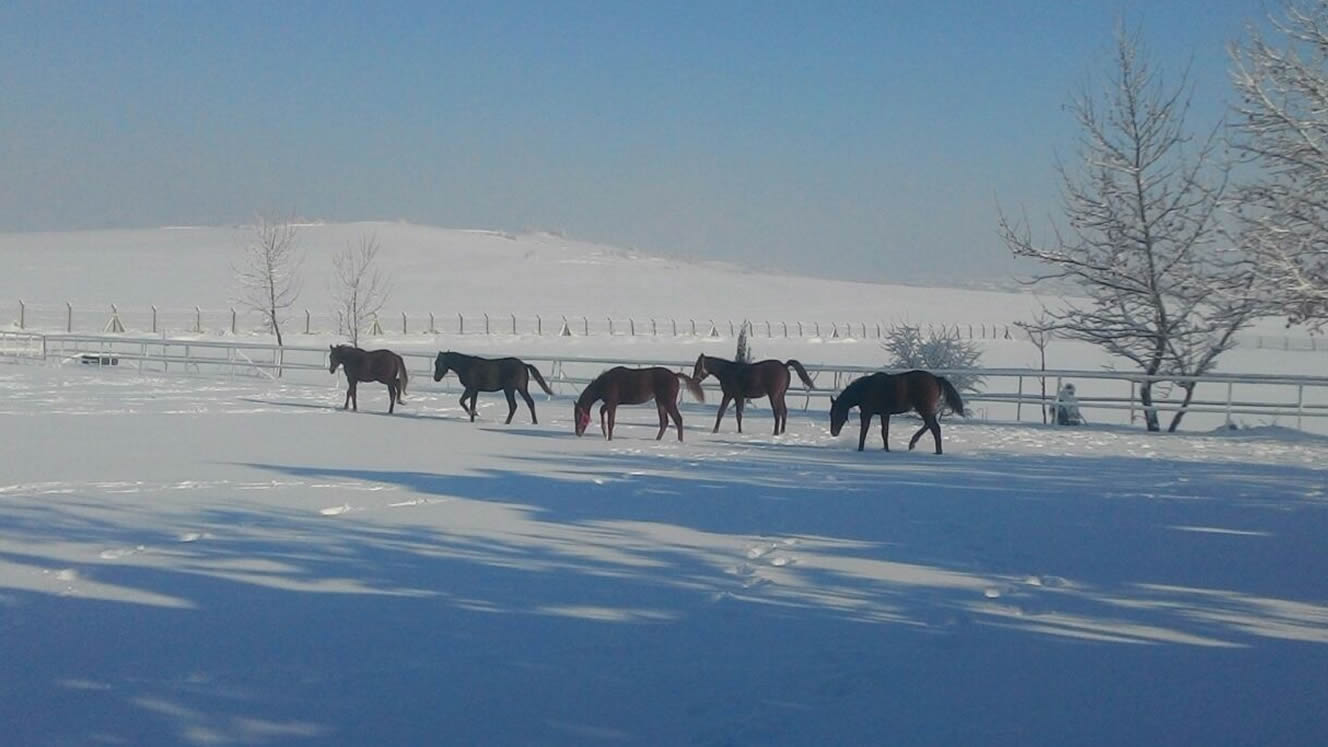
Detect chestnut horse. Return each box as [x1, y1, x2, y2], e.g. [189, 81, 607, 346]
[433, 351, 554, 424]
[574, 367, 705, 441]
[829, 370, 965, 453]
[329, 344, 409, 413]
[692, 354, 815, 435]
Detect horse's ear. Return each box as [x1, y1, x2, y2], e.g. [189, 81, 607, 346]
[330, 344, 335, 351]
[830, 396, 837, 405]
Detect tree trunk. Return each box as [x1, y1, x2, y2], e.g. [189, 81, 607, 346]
[1139, 381, 1161, 432]
[1167, 383, 1196, 432]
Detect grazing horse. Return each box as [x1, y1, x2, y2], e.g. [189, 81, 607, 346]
[329, 344, 409, 414]
[692, 354, 815, 435]
[829, 370, 965, 453]
[574, 367, 705, 441]
[433, 351, 555, 424]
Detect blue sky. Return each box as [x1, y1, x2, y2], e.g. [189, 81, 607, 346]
[0, 1, 1268, 283]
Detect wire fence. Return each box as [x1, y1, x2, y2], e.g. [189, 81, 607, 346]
[9, 299, 1326, 351]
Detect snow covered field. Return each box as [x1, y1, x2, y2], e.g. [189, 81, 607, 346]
[3, 224, 1328, 745]
[2, 361, 1327, 745]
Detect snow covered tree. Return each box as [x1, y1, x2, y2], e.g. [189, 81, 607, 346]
[735, 320, 754, 363]
[999, 26, 1259, 431]
[332, 235, 391, 347]
[1228, 0, 1328, 331]
[235, 215, 302, 347]
[882, 323, 983, 402]
[1015, 313, 1056, 424]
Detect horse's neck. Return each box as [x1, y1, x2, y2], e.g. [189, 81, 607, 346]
[578, 381, 601, 408]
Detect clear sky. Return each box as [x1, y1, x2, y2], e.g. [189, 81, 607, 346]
[0, 1, 1269, 284]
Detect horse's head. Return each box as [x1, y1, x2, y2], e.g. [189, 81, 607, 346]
[574, 404, 592, 437]
[829, 395, 848, 436]
[433, 352, 450, 382]
[328, 345, 343, 374]
[692, 354, 709, 382]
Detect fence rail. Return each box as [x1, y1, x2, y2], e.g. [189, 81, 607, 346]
[4, 331, 1327, 432]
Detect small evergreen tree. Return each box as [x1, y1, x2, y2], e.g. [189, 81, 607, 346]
[735, 320, 754, 363]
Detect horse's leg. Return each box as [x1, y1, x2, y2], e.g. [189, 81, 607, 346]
[656, 403, 668, 440]
[882, 414, 891, 451]
[772, 395, 785, 435]
[504, 388, 518, 424]
[908, 420, 929, 450]
[667, 400, 685, 441]
[388, 382, 397, 414]
[929, 414, 943, 454]
[467, 389, 479, 422]
[519, 386, 538, 424]
[599, 404, 608, 437]
[349, 380, 358, 412]
[735, 396, 744, 434]
[343, 379, 351, 410]
[857, 412, 870, 451]
[712, 394, 731, 433]
[606, 405, 617, 441]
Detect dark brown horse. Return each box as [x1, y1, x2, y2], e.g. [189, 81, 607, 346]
[433, 351, 554, 424]
[329, 344, 409, 413]
[692, 354, 815, 435]
[829, 370, 965, 453]
[574, 367, 705, 441]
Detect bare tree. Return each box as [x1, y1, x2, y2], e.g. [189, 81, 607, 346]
[235, 215, 302, 347]
[1228, 0, 1328, 331]
[332, 235, 391, 347]
[999, 26, 1258, 431]
[1014, 312, 1056, 424]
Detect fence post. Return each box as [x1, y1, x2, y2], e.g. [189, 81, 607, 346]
[671, 319, 677, 336]
[537, 315, 542, 336]
[402, 312, 408, 335]
[652, 318, 657, 336]
[428, 312, 437, 334]
[230, 308, 237, 335]
[797, 321, 803, 337]
[729, 320, 735, 337]
[875, 323, 881, 339]
[17, 299, 23, 330]
[194, 306, 203, 333]
[305, 309, 311, 334]
[583, 317, 589, 336]
[459, 313, 464, 335]
[690, 319, 696, 336]
[511, 314, 516, 335]
[1297, 385, 1304, 431]
[783, 321, 789, 338]
[1016, 376, 1024, 422]
[484, 313, 490, 335]
[814, 322, 821, 337]
[67, 302, 73, 333]
[152, 305, 158, 334]
[1225, 382, 1234, 425]
[630, 318, 635, 336]
[608, 318, 615, 336]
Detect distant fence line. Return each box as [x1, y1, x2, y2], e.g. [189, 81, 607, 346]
[4, 331, 1327, 432]
[7, 299, 1325, 351]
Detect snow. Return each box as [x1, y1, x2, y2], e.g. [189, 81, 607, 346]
[2, 225, 1328, 745]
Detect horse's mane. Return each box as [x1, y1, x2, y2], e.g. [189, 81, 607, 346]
[834, 373, 875, 410]
[577, 369, 614, 408]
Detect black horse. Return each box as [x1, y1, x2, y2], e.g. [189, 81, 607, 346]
[433, 351, 554, 424]
[692, 354, 815, 435]
[574, 367, 705, 441]
[329, 344, 409, 413]
[829, 370, 965, 453]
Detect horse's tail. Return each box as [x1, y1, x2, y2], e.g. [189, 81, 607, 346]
[526, 363, 554, 396]
[677, 372, 706, 403]
[397, 355, 409, 403]
[936, 376, 965, 417]
[785, 359, 815, 389]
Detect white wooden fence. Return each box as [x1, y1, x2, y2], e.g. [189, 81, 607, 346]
[4, 331, 1327, 432]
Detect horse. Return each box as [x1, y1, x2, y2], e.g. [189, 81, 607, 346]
[328, 344, 409, 414]
[829, 370, 965, 453]
[692, 354, 815, 435]
[574, 367, 705, 441]
[433, 351, 554, 424]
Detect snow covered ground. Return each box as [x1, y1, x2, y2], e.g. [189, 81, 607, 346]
[3, 224, 1328, 744]
[2, 362, 1326, 745]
